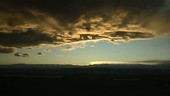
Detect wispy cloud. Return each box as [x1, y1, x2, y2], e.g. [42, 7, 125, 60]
[14, 52, 29, 57]
[62, 43, 88, 51]
[0, 46, 15, 54]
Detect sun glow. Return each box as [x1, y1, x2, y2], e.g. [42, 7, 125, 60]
[90, 61, 130, 65]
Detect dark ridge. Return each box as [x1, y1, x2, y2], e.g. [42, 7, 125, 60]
[1, 63, 170, 95]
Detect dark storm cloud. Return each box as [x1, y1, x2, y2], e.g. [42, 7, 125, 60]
[104, 31, 155, 41]
[113, 31, 154, 39]
[0, 0, 169, 49]
[0, 0, 167, 29]
[0, 29, 60, 47]
[0, 46, 15, 54]
[37, 52, 42, 55]
[2, 0, 167, 25]
[14, 52, 29, 57]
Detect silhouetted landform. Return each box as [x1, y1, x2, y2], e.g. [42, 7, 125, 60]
[1, 63, 170, 95]
[1, 63, 170, 79]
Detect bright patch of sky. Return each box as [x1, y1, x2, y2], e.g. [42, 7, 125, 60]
[0, 36, 170, 65]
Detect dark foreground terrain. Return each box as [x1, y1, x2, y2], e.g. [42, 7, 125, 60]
[0, 64, 170, 95]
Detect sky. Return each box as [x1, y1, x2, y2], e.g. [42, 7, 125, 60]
[0, 0, 170, 65]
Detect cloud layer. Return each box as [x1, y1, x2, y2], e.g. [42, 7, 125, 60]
[0, 0, 170, 53]
[0, 46, 15, 53]
[14, 52, 29, 57]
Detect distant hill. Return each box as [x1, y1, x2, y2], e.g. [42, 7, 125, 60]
[0, 63, 170, 69]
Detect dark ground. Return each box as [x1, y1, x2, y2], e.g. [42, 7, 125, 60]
[0, 64, 170, 95]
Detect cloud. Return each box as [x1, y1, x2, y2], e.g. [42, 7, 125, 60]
[0, 28, 60, 47]
[14, 52, 29, 57]
[104, 31, 155, 42]
[62, 43, 88, 51]
[37, 52, 43, 55]
[0, 46, 15, 54]
[89, 45, 95, 48]
[0, 0, 169, 50]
